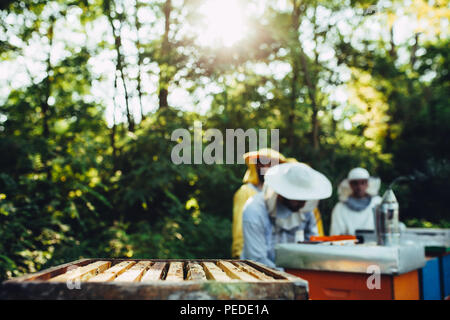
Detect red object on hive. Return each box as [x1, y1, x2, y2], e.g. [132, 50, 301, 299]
[309, 235, 357, 242]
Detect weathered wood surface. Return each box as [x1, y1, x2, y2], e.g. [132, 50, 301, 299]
[114, 261, 151, 282]
[246, 260, 303, 281]
[201, 262, 231, 281]
[186, 262, 207, 281]
[165, 262, 184, 281]
[233, 261, 275, 281]
[217, 261, 257, 281]
[49, 261, 111, 282]
[89, 261, 135, 282]
[141, 262, 166, 282]
[5, 259, 92, 282]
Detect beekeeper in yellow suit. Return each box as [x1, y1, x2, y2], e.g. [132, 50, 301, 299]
[231, 148, 324, 258]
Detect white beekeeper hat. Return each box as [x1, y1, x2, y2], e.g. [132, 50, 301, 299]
[347, 167, 370, 180]
[264, 162, 332, 200]
[338, 167, 381, 201]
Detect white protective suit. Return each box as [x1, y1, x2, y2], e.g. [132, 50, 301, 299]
[329, 176, 381, 236]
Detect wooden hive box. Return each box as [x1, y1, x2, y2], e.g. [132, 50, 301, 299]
[0, 259, 309, 300]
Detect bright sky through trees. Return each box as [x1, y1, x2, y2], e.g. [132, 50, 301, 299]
[0, 0, 448, 127]
[197, 0, 248, 47]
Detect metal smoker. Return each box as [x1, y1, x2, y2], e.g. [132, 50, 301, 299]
[373, 188, 401, 246]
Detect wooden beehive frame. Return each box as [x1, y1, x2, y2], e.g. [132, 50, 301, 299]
[0, 259, 309, 300]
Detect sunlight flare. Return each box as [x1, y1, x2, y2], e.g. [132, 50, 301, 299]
[197, 0, 248, 47]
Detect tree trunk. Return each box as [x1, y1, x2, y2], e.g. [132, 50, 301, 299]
[134, 0, 145, 121]
[289, 0, 320, 151]
[410, 33, 419, 67]
[288, 0, 301, 149]
[111, 71, 119, 170]
[158, 0, 171, 109]
[311, 107, 319, 150]
[389, 25, 397, 60]
[303, 55, 320, 151]
[106, 0, 135, 131]
[310, 3, 320, 151]
[42, 16, 55, 180]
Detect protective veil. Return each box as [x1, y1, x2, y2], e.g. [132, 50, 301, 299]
[330, 173, 382, 236]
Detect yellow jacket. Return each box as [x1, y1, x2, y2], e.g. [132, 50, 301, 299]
[231, 150, 324, 258]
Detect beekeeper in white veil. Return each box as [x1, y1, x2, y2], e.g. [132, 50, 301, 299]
[241, 162, 332, 268]
[329, 167, 382, 235]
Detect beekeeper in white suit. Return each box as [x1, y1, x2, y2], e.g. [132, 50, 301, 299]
[241, 162, 332, 268]
[329, 167, 382, 235]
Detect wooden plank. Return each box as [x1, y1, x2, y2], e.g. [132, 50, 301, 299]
[186, 262, 207, 281]
[201, 262, 231, 281]
[5, 259, 93, 283]
[49, 261, 111, 282]
[114, 261, 151, 282]
[217, 261, 258, 281]
[245, 260, 293, 280]
[165, 262, 184, 281]
[88, 261, 136, 282]
[140, 262, 166, 282]
[233, 262, 275, 281]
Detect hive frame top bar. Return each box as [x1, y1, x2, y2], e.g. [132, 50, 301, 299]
[3, 258, 303, 283]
